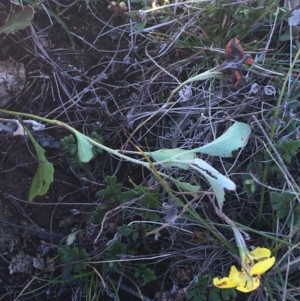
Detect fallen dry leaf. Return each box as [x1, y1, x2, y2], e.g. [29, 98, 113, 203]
[216, 38, 254, 88]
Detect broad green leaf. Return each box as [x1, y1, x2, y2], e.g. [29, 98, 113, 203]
[148, 123, 248, 210]
[194, 122, 251, 157]
[27, 130, 54, 201]
[150, 123, 250, 167]
[73, 130, 94, 163]
[149, 148, 195, 169]
[0, 5, 34, 34]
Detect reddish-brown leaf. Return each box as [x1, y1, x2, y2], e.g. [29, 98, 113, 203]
[217, 38, 253, 88]
[243, 55, 254, 66]
[224, 38, 245, 60]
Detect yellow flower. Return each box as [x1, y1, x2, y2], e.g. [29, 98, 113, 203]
[213, 247, 275, 293]
[248, 247, 275, 275]
[229, 266, 260, 293]
[213, 266, 260, 293]
[213, 274, 237, 289]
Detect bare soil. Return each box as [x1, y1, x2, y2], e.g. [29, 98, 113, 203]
[0, 1, 141, 299]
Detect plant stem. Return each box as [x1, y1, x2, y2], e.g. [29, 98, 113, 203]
[258, 47, 300, 224]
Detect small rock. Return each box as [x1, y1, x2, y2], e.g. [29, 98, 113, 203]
[0, 57, 26, 107]
[9, 251, 33, 274]
[33, 255, 45, 270]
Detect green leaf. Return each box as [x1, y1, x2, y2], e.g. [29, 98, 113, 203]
[147, 123, 249, 210]
[194, 122, 251, 157]
[277, 209, 289, 219]
[27, 130, 54, 202]
[136, 19, 147, 34]
[171, 178, 201, 198]
[275, 139, 300, 164]
[90, 203, 108, 224]
[155, 155, 235, 210]
[0, 5, 34, 34]
[149, 122, 250, 167]
[73, 130, 94, 163]
[160, 15, 170, 23]
[270, 191, 295, 220]
[186, 289, 198, 299]
[105, 175, 117, 185]
[137, 191, 160, 208]
[209, 289, 222, 301]
[220, 288, 236, 300]
[145, 211, 160, 221]
[126, 10, 139, 20]
[106, 240, 127, 258]
[134, 269, 141, 278]
[117, 225, 132, 237]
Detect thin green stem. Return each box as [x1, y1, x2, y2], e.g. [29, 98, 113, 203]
[258, 47, 300, 224]
[0, 109, 151, 168]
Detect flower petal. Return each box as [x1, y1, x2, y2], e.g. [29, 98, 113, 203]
[213, 276, 237, 288]
[250, 257, 275, 275]
[229, 266, 239, 278]
[229, 266, 247, 284]
[236, 275, 260, 293]
[250, 247, 271, 260]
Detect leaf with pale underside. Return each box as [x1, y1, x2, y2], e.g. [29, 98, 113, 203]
[149, 122, 251, 210]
